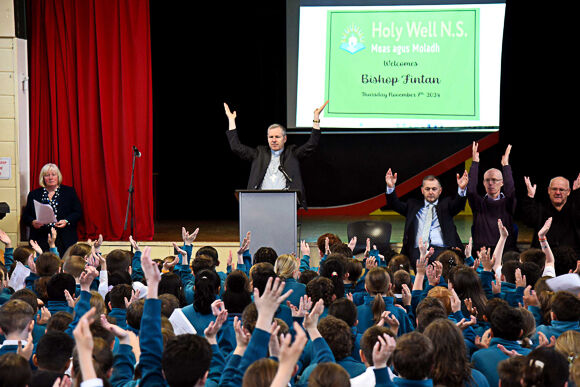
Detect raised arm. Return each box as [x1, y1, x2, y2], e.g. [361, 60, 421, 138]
[224, 102, 237, 130]
[312, 100, 328, 131]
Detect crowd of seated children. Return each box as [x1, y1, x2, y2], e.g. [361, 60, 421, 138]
[0, 215, 578, 387]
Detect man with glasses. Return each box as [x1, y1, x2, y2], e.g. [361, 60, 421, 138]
[522, 173, 580, 255]
[467, 142, 518, 253]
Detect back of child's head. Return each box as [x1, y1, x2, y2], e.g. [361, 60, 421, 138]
[319, 254, 347, 300]
[522, 347, 569, 387]
[242, 302, 258, 333]
[483, 296, 509, 323]
[345, 258, 363, 283]
[46, 272, 76, 302]
[162, 334, 212, 386]
[90, 291, 106, 317]
[449, 265, 486, 319]
[274, 254, 298, 279]
[365, 267, 392, 324]
[159, 293, 180, 318]
[90, 322, 115, 349]
[501, 260, 522, 284]
[193, 269, 220, 315]
[107, 283, 133, 310]
[306, 276, 335, 307]
[0, 352, 31, 387]
[63, 242, 91, 259]
[105, 249, 132, 274]
[490, 304, 523, 341]
[223, 270, 252, 314]
[436, 249, 461, 281]
[253, 247, 278, 266]
[550, 291, 580, 322]
[72, 337, 113, 384]
[34, 330, 74, 372]
[298, 270, 318, 285]
[0, 299, 34, 335]
[12, 246, 35, 266]
[159, 272, 186, 306]
[191, 255, 214, 276]
[520, 261, 542, 290]
[392, 269, 411, 294]
[553, 246, 578, 275]
[308, 363, 351, 387]
[317, 233, 341, 255]
[555, 330, 580, 362]
[387, 254, 411, 274]
[36, 252, 61, 277]
[242, 357, 278, 387]
[108, 270, 132, 287]
[28, 370, 64, 387]
[498, 356, 526, 387]
[10, 288, 39, 315]
[416, 307, 446, 333]
[520, 248, 546, 270]
[328, 297, 358, 327]
[126, 298, 145, 331]
[519, 307, 536, 345]
[359, 325, 395, 366]
[329, 243, 353, 259]
[249, 262, 276, 295]
[502, 250, 520, 264]
[196, 245, 219, 267]
[46, 311, 73, 332]
[426, 286, 452, 315]
[416, 296, 446, 316]
[62, 254, 86, 278]
[317, 315, 353, 361]
[392, 331, 434, 380]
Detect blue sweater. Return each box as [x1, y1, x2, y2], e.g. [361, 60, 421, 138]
[471, 337, 531, 386]
[357, 295, 414, 335]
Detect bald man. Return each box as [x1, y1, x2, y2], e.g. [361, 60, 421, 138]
[522, 174, 580, 254]
[467, 143, 518, 253]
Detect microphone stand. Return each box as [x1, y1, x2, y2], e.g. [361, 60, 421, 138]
[123, 146, 140, 251]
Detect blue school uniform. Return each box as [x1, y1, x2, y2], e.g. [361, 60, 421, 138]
[471, 337, 531, 386]
[181, 304, 217, 336]
[282, 278, 306, 307]
[357, 295, 414, 335]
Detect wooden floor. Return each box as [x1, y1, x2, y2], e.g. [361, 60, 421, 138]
[153, 214, 535, 247]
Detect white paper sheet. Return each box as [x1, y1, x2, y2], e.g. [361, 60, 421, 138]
[9, 261, 31, 291]
[546, 273, 580, 295]
[169, 308, 197, 335]
[34, 200, 57, 224]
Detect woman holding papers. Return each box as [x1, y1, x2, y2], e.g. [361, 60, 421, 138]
[22, 163, 82, 256]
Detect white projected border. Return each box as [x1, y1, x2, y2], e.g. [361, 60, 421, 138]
[296, 4, 505, 129]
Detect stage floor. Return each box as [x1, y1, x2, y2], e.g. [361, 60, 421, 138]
[153, 214, 535, 248]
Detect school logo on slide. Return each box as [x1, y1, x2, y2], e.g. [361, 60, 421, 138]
[340, 24, 365, 54]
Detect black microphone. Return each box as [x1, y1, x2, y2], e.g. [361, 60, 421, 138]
[132, 146, 142, 158]
[278, 165, 292, 183]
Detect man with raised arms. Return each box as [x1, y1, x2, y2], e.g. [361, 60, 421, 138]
[385, 169, 468, 268]
[224, 101, 327, 209]
[522, 173, 580, 254]
[467, 142, 517, 253]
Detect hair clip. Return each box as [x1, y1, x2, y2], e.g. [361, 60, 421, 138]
[529, 359, 544, 370]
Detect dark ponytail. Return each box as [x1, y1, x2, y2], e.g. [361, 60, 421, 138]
[193, 269, 220, 315]
[319, 256, 346, 299]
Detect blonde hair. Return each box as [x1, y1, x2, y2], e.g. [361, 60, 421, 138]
[274, 254, 297, 279]
[555, 330, 580, 364]
[39, 163, 63, 187]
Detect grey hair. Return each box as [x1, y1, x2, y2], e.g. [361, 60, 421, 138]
[267, 123, 286, 136]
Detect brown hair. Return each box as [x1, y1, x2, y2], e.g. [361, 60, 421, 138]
[36, 252, 61, 277]
[242, 358, 278, 387]
[0, 299, 34, 336]
[360, 325, 395, 366]
[308, 363, 350, 387]
[365, 267, 392, 324]
[63, 255, 86, 278]
[427, 286, 452, 315]
[317, 315, 353, 361]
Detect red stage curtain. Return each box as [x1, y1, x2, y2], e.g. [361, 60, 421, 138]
[28, 0, 153, 240]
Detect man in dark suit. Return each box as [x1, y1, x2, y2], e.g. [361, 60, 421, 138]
[385, 168, 469, 268]
[224, 101, 327, 209]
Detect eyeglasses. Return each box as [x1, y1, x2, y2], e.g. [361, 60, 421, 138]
[484, 178, 503, 184]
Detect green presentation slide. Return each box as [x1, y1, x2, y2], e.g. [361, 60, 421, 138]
[325, 9, 479, 120]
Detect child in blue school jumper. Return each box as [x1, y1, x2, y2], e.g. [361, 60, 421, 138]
[357, 267, 414, 335]
[533, 290, 580, 345]
[471, 303, 531, 387]
[181, 269, 220, 335]
[274, 254, 306, 308]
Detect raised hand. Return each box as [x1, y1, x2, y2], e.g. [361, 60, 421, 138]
[501, 144, 512, 166]
[224, 102, 237, 121]
[47, 227, 57, 249]
[129, 235, 141, 252]
[472, 141, 480, 163]
[573, 173, 580, 191]
[313, 100, 329, 122]
[182, 227, 199, 246]
[254, 277, 292, 331]
[457, 170, 469, 190]
[524, 176, 536, 198]
[0, 229, 11, 247]
[385, 168, 397, 189]
[348, 236, 357, 253]
[372, 333, 397, 369]
[538, 217, 552, 239]
[300, 240, 310, 257]
[464, 236, 473, 258]
[29, 239, 43, 256]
